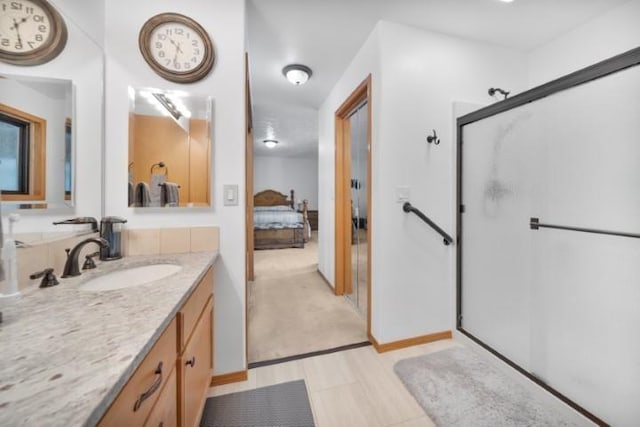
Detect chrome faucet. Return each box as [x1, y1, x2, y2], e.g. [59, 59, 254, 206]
[61, 237, 109, 278]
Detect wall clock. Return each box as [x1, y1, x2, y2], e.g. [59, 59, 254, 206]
[0, 0, 68, 66]
[139, 13, 215, 84]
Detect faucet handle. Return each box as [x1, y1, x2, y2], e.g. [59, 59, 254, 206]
[65, 248, 71, 259]
[82, 252, 100, 270]
[30, 268, 60, 288]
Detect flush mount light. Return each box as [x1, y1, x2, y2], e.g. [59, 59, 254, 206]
[282, 64, 313, 85]
[263, 139, 279, 148]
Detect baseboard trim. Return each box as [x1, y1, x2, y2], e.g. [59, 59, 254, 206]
[316, 269, 334, 291]
[210, 370, 248, 387]
[371, 330, 452, 353]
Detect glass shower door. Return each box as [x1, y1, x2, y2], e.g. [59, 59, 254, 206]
[459, 62, 640, 426]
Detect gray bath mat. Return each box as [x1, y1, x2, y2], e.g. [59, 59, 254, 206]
[200, 379, 315, 427]
[394, 347, 578, 427]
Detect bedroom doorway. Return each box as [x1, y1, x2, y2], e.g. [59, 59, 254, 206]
[335, 75, 372, 335]
[246, 101, 367, 364]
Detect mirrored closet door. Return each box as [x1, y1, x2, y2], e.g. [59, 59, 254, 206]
[347, 100, 368, 316]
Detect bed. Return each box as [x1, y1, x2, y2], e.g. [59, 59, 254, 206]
[253, 189, 309, 250]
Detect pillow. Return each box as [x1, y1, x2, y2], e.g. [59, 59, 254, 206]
[254, 205, 292, 211]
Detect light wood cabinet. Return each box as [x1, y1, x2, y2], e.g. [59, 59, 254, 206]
[180, 299, 213, 427]
[99, 266, 214, 427]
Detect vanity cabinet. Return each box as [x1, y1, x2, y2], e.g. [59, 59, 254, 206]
[98, 266, 214, 427]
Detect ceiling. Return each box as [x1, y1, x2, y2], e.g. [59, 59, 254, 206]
[247, 0, 628, 157]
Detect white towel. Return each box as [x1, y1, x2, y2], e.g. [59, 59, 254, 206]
[149, 174, 166, 207]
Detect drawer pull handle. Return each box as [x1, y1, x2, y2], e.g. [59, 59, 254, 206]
[133, 361, 163, 412]
[186, 357, 196, 367]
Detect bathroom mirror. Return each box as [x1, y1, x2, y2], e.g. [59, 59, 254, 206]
[0, 74, 74, 210]
[128, 86, 212, 208]
[0, 0, 104, 241]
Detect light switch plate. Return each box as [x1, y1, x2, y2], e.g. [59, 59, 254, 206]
[223, 184, 238, 206]
[396, 186, 410, 203]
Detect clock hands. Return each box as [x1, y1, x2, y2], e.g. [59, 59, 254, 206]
[11, 18, 23, 46]
[168, 37, 184, 67]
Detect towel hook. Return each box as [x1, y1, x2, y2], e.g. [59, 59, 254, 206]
[426, 129, 440, 145]
[488, 87, 510, 100]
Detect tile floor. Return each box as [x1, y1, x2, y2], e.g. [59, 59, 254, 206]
[210, 338, 462, 427]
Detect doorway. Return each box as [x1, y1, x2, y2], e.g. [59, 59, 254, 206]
[335, 75, 372, 337]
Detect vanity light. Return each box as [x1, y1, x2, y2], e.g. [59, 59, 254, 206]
[153, 93, 182, 120]
[282, 64, 312, 85]
[498, 0, 514, 2]
[263, 139, 279, 149]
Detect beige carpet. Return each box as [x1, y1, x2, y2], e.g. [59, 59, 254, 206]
[248, 232, 367, 363]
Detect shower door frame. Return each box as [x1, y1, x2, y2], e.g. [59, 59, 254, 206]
[456, 46, 640, 427]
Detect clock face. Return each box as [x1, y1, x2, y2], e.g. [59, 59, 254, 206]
[0, 0, 67, 65]
[139, 13, 215, 83]
[149, 22, 206, 73]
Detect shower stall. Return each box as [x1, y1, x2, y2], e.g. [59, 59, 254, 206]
[456, 47, 640, 426]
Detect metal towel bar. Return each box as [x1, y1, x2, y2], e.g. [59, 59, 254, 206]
[403, 202, 453, 245]
[530, 217, 640, 239]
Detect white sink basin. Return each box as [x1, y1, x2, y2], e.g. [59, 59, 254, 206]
[79, 264, 182, 291]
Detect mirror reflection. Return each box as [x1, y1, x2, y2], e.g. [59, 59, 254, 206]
[0, 75, 73, 209]
[128, 87, 212, 208]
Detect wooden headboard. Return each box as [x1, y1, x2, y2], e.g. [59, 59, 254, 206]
[254, 189, 295, 208]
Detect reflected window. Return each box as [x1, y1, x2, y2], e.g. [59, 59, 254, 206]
[0, 103, 46, 201]
[0, 112, 29, 193]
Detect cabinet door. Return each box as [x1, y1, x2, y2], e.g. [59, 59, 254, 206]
[181, 298, 213, 427]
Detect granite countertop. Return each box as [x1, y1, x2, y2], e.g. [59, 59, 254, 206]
[0, 251, 218, 426]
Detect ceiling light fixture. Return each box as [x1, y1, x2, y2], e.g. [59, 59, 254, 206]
[263, 139, 279, 149]
[282, 64, 312, 85]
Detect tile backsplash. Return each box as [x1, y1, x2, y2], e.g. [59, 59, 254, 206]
[3, 226, 219, 291]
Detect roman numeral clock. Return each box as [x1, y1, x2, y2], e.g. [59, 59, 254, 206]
[139, 13, 215, 83]
[0, 0, 67, 65]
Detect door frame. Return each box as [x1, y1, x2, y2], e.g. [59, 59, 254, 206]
[334, 74, 372, 338]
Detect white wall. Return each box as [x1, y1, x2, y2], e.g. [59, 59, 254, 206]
[103, 0, 246, 375]
[254, 155, 318, 209]
[319, 21, 529, 344]
[528, 0, 640, 87]
[0, 0, 104, 234]
[318, 25, 381, 295]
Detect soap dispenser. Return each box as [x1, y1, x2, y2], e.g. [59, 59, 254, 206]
[99, 217, 127, 261]
[1, 213, 22, 321]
